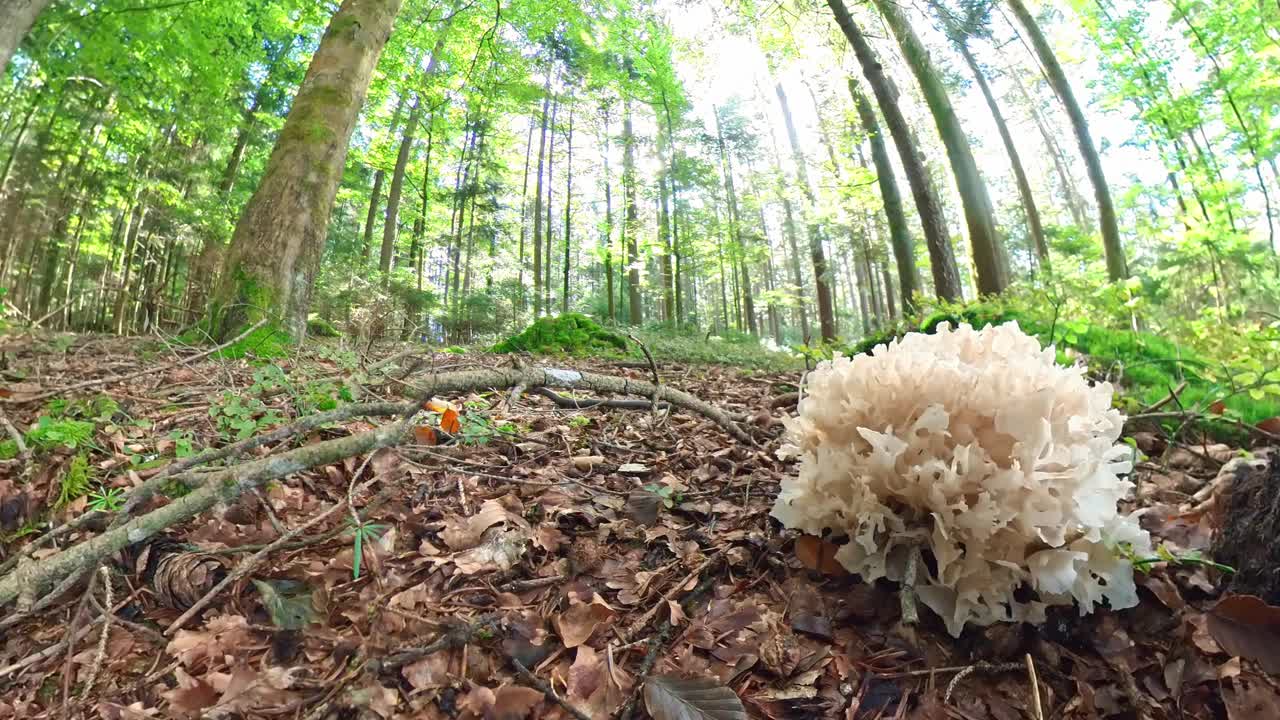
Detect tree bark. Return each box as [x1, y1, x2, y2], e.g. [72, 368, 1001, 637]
[623, 98, 642, 325]
[868, 0, 1008, 295]
[1008, 0, 1127, 280]
[515, 114, 536, 310]
[562, 102, 573, 313]
[954, 36, 1049, 270]
[214, 0, 403, 340]
[531, 79, 551, 318]
[713, 106, 755, 335]
[362, 94, 407, 263]
[828, 2, 962, 301]
[775, 83, 837, 342]
[0, 0, 52, 77]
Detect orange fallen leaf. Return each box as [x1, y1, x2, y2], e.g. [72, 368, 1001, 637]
[1209, 400, 1226, 415]
[413, 426, 438, 445]
[1257, 417, 1280, 436]
[440, 407, 461, 434]
[794, 535, 848, 577]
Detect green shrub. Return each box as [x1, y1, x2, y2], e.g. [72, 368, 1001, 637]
[493, 313, 628, 355]
[25, 416, 96, 451]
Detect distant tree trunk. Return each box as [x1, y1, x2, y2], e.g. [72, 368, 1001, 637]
[380, 95, 421, 282]
[867, 0, 1008, 295]
[954, 35, 1049, 270]
[543, 93, 559, 316]
[713, 106, 754, 334]
[660, 95, 684, 325]
[658, 129, 675, 323]
[829, 2, 962, 301]
[623, 97, 642, 325]
[775, 83, 836, 342]
[515, 114, 535, 309]
[0, 0, 52, 77]
[562, 102, 573, 313]
[213, 0, 402, 339]
[415, 115, 434, 296]
[362, 94, 408, 263]
[845, 84, 923, 312]
[600, 117, 615, 323]
[1008, 0, 1127, 280]
[529, 78, 552, 316]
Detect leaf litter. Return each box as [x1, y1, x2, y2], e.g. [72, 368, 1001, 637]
[0, 333, 1277, 718]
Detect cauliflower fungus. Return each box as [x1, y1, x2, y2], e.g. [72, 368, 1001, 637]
[771, 321, 1150, 637]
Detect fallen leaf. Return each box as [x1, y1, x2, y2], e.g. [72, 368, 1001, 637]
[643, 675, 747, 720]
[1222, 673, 1280, 719]
[625, 489, 662, 526]
[1209, 400, 1226, 415]
[1206, 594, 1280, 673]
[413, 426, 438, 445]
[555, 593, 615, 648]
[440, 407, 462, 434]
[489, 685, 544, 720]
[452, 528, 529, 574]
[793, 535, 848, 577]
[1257, 417, 1280, 436]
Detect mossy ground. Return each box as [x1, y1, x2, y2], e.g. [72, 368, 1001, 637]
[848, 301, 1280, 436]
[493, 313, 629, 355]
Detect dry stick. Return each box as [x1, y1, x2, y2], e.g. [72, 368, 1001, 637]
[82, 567, 113, 696]
[1025, 653, 1044, 720]
[531, 386, 671, 412]
[511, 656, 592, 720]
[0, 400, 410, 577]
[4, 318, 270, 404]
[900, 547, 919, 626]
[618, 554, 718, 644]
[944, 661, 1023, 703]
[0, 367, 748, 609]
[373, 614, 501, 673]
[626, 333, 662, 426]
[166, 464, 388, 634]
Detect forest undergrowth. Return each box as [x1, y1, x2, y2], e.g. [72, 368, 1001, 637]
[0, 313, 1278, 719]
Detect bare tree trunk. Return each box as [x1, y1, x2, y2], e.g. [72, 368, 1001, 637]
[954, 36, 1049, 270]
[214, 0, 403, 339]
[869, 0, 1008, 295]
[1008, 0, 1127, 280]
[544, 94, 558, 315]
[562, 102, 573, 313]
[829, 2, 962, 300]
[713, 106, 755, 334]
[531, 81, 551, 319]
[363, 94, 407, 263]
[775, 83, 836, 341]
[623, 97, 642, 326]
[0, 0, 52, 77]
[515, 114, 535, 310]
[600, 115, 615, 323]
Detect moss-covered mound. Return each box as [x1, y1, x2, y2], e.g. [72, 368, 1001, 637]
[847, 302, 1280, 432]
[307, 316, 342, 338]
[493, 313, 628, 355]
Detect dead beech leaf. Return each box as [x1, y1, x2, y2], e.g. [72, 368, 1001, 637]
[1206, 594, 1280, 673]
[451, 528, 529, 574]
[1222, 673, 1280, 719]
[413, 425, 438, 445]
[1257, 417, 1280, 436]
[555, 593, 615, 648]
[793, 535, 847, 577]
[440, 407, 462, 434]
[442, 499, 511, 550]
[642, 675, 747, 720]
[1209, 400, 1226, 415]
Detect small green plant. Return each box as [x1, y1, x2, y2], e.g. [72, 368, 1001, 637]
[209, 392, 283, 441]
[0, 439, 17, 460]
[168, 430, 197, 459]
[1118, 543, 1236, 574]
[56, 454, 93, 508]
[86, 485, 126, 513]
[568, 415, 590, 429]
[350, 520, 388, 579]
[25, 416, 96, 451]
[643, 483, 680, 509]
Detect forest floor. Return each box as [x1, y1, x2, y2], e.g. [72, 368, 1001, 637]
[0, 330, 1276, 719]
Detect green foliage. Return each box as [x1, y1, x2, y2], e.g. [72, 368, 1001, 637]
[25, 416, 96, 452]
[307, 316, 342, 338]
[0, 440, 16, 461]
[209, 392, 284, 441]
[87, 486, 126, 513]
[349, 521, 389, 579]
[634, 325, 803, 371]
[493, 313, 628, 355]
[56, 454, 93, 508]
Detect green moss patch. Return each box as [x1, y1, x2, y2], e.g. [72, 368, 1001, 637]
[847, 301, 1280, 437]
[493, 314, 628, 355]
[307, 316, 342, 338]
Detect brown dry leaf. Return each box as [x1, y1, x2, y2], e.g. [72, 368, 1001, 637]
[440, 407, 462, 434]
[534, 525, 567, 552]
[1206, 594, 1280, 673]
[793, 535, 847, 577]
[442, 499, 525, 550]
[161, 668, 219, 715]
[96, 703, 160, 720]
[643, 675, 748, 720]
[489, 686, 544, 720]
[1222, 673, 1280, 719]
[403, 653, 452, 691]
[1258, 417, 1280, 436]
[451, 527, 529, 574]
[166, 614, 254, 671]
[413, 425, 439, 445]
[555, 593, 616, 648]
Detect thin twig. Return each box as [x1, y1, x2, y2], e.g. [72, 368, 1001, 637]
[511, 656, 592, 720]
[165, 465, 384, 634]
[1025, 653, 1044, 720]
[82, 567, 113, 696]
[619, 554, 718, 643]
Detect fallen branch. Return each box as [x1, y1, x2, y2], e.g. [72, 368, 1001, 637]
[531, 387, 670, 412]
[3, 319, 270, 404]
[0, 365, 750, 611]
[372, 614, 500, 673]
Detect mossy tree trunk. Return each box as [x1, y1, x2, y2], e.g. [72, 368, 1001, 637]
[0, 0, 52, 76]
[1007, 0, 1126, 280]
[212, 0, 403, 341]
[865, 0, 1009, 296]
